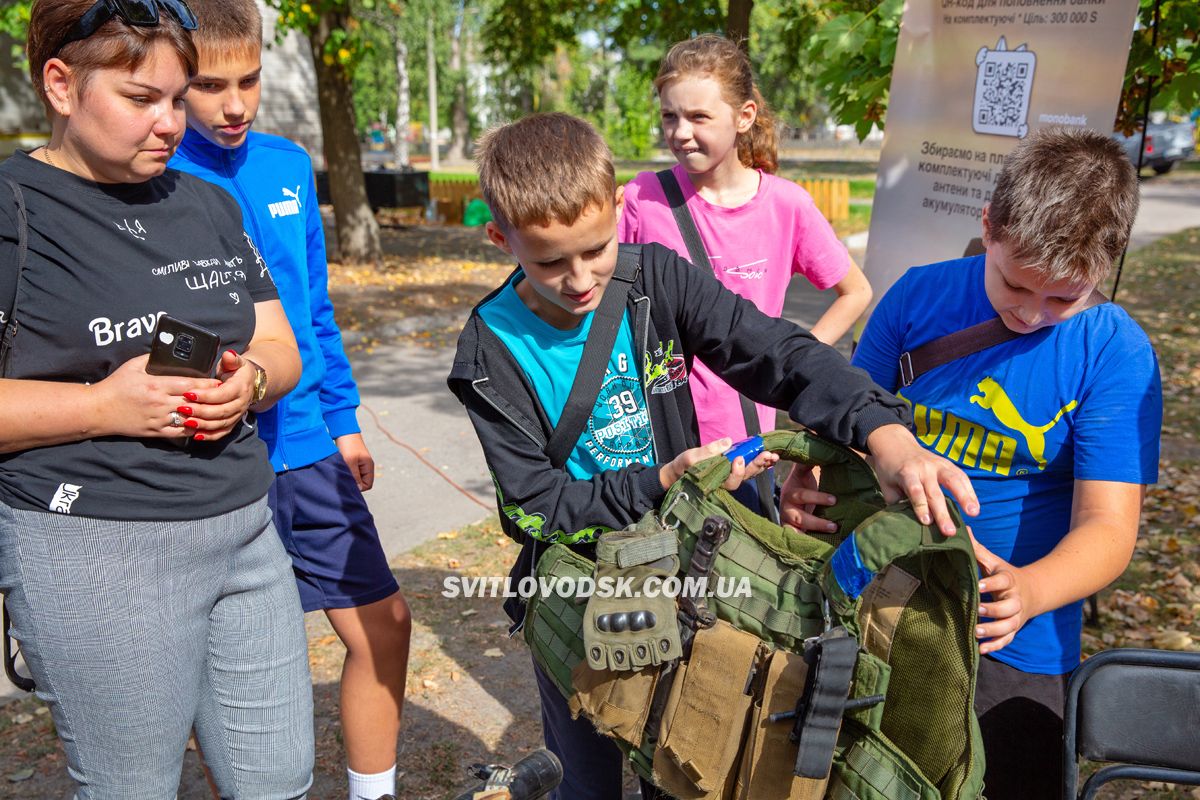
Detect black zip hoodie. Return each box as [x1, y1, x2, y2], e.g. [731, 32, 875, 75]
[447, 243, 910, 604]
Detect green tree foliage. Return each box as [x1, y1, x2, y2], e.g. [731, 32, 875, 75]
[0, 1, 31, 63]
[1117, 0, 1200, 132]
[790, 0, 1199, 139]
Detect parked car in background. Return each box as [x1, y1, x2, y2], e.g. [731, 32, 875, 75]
[1113, 114, 1196, 175]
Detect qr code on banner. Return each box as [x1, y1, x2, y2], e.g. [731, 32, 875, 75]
[972, 36, 1036, 139]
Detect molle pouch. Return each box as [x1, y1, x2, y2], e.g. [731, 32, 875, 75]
[582, 520, 682, 672]
[652, 620, 762, 800]
[568, 660, 662, 748]
[736, 648, 827, 800]
[524, 543, 596, 699]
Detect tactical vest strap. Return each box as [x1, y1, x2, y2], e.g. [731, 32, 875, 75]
[597, 529, 677, 567]
[686, 430, 878, 495]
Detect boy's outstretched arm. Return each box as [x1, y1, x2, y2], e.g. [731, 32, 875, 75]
[866, 423, 979, 536]
[463, 395, 667, 543]
[464, 395, 778, 544]
[973, 480, 1143, 654]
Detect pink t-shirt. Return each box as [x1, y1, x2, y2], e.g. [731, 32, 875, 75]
[618, 164, 850, 444]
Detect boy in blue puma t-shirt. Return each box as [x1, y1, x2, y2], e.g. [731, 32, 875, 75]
[847, 128, 1161, 800]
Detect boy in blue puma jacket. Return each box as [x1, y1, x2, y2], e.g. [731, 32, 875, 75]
[170, 3, 409, 798]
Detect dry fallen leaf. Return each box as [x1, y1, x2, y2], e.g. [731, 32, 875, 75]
[483, 648, 505, 658]
[448, 558, 462, 569]
[460, 609, 478, 618]
[437, 531, 459, 540]
[1152, 630, 1194, 651]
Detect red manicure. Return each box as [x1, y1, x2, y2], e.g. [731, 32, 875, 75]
[177, 406, 193, 416]
[194, 434, 206, 441]
[225, 349, 238, 358]
[184, 392, 198, 402]
[184, 419, 199, 429]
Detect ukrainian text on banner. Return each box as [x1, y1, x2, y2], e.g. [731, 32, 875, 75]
[862, 0, 1139, 308]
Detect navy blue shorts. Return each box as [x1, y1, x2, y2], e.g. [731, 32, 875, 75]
[267, 453, 399, 613]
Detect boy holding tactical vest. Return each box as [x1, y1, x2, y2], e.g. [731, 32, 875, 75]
[448, 112, 979, 799]
[170, 3, 410, 798]
[849, 127, 1162, 799]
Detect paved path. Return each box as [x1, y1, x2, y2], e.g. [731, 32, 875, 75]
[2, 176, 1195, 704]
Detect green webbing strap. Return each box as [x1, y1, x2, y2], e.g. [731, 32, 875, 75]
[597, 530, 678, 567]
[795, 630, 857, 779]
[687, 429, 878, 495]
[845, 744, 921, 800]
[828, 776, 862, 800]
[664, 491, 707, 532]
[718, 535, 824, 601]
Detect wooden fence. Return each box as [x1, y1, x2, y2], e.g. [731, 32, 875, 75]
[428, 174, 851, 226]
[796, 177, 850, 223]
[429, 176, 483, 225]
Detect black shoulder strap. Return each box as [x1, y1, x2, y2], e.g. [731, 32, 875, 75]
[897, 290, 1108, 388]
[543, 247, 640, 469]
[655, 169, 779, 521]
[656, 169, 712, 271]
[0, 178, 28, 379]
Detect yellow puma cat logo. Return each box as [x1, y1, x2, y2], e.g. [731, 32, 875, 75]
[969, 377, 1076, 470]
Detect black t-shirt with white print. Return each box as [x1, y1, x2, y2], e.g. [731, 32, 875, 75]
[0, 151, 278, 521]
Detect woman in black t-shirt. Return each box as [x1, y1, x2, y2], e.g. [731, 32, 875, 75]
[0, 2, 313, 796]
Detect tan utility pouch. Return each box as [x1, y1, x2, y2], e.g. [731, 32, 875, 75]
[653, 620, 761, 800]
[568, 661, 661, 748]
[736, 648, 829, 800]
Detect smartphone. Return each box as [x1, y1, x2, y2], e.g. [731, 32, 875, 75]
[146, 315, 222, 378]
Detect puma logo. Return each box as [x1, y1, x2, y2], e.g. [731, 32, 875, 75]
[969, 377, 1076, 471]
[267, 186, 302, 218]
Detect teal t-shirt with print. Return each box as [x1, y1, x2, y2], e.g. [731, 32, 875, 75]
[479, 273, 655, 480]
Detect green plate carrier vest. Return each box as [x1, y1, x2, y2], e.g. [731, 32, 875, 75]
[524, 429, 986, 800]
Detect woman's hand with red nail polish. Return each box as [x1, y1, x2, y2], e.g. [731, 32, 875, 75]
[176, 350, 258, 442]
[88, 354, 218, 439]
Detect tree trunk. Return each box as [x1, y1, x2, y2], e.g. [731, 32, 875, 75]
[726, 0, 754, 50]
[426, 16, 440, 170]
[308, 9, 381, 262]
[446, 1, 468, 163]
[394, 37, 410, 168]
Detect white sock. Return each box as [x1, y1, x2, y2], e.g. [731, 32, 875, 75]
[348, 764, 397, 800]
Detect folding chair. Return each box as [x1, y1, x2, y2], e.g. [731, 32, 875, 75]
[1063, 648, 1200, 800]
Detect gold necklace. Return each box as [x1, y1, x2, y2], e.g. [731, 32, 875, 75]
[42, 146, 56, 168]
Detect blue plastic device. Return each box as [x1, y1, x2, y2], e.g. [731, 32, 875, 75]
[725, 435, 765, 464]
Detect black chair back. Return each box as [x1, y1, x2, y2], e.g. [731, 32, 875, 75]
[1063, 648, 1200, 800]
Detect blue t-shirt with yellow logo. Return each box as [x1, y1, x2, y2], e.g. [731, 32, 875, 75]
[479, 273, 655, 480]
[853, 255, 1161, 674]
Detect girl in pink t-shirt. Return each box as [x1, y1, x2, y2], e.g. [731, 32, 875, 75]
[619, 35, 872, 455]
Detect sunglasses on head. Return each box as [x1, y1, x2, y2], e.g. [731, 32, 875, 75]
[54, 0, 198, 56]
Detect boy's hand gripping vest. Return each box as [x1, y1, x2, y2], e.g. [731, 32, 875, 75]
[529, 429, 986, 800]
